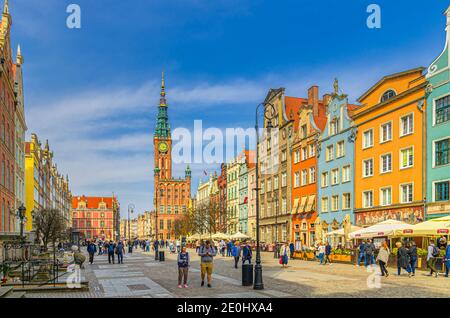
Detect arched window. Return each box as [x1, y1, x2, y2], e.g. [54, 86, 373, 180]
[381, 90, 396, 103]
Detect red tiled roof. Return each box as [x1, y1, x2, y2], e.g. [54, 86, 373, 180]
[72, 195, 117, 209]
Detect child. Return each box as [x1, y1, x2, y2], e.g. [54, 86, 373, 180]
[177, 246, 190, 288]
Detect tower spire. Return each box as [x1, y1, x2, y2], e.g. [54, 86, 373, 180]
[3, 0, 8, 15]
[160, 70, 167, 107]
[16, 44, 23, 65]
[154, 70, 171, 138]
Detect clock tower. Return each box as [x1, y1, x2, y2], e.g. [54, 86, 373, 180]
[154, 71, 172, 180]
[152, 71, 191, 241]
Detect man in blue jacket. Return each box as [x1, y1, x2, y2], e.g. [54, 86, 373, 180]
[445, 242, 450, 278]
[227, 241, 233, 257]
[231, 242, 241, 269]
[242, 241, 252, 264]
[87, 241, 97, 264]
[357, 241, 366, 266]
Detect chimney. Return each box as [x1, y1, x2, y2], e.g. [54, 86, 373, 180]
[308, 85, 319, 116]
[322, 94, 332, 107]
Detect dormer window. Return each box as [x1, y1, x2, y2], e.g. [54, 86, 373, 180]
[381, 90, 396, 103]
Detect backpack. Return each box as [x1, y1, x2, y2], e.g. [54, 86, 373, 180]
[108, 244, 114, 253]
[432, 246, 440, 257]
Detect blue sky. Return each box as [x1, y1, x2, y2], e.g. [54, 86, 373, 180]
[7, 0, 449, 217]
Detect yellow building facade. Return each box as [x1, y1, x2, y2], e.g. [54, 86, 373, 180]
[25, 134, 71, 231]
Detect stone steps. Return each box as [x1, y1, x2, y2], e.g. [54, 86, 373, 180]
[0, 286, 25, 298]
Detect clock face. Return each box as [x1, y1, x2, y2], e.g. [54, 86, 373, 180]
[158, 142, 168, 153]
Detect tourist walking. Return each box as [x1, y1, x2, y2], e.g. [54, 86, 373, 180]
[324, 242, 332, 265]
[242, 241, 252, 264]
[198, 240, 217, 288]
[176, 240, 181, 253]
[357, 241, 366, 266]
[116, 241, 125, 264]
[396, 242, 411, 276]
[427, 240, 440, 277]
[87, 241, 96, 264]
[376, 241, 390, 277]
[280, 243, 289, 268]
[177, 246, 190, 288]
[97, 241, 103, 255]
[318, 242, 326, 265]
[227, 240, 233, 257]
[232, 242, 242, 269]
[364, 239, 376, 267]
[106, 240, 116, 264]
[407, 242, 418, 276]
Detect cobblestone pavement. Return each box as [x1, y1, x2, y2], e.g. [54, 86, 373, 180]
[26, 248, 450, 298]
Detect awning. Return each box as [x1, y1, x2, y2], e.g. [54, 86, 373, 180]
[325, 225, 362, 237]
[291, 198, 300, 214]
[393, 215, 450, 237]
[305, 195, 316, 212]
[298, 196, 308, 213]
[349, 219, 411, 239]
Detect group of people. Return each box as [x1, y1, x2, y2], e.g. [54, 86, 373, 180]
[357, 239, 450, 278]
[86, 240, 126, 265]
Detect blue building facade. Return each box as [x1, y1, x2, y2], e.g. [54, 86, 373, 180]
[425, 7, 450, 219]
[317, 87, 357, 233]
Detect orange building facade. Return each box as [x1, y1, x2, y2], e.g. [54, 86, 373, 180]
[72, 196, 119, 241]
[153, 73, 191, 240]
[291, 86, 328, 247]
[353, 68, 427, 227]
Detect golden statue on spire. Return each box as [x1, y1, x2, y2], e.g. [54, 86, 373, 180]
[159, 70, 167, 106]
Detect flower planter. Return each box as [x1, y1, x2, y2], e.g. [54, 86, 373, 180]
[306, 252, 315, 260]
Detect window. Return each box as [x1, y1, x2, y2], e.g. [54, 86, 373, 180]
[301, 169, 308, 186]
[342, 193, 351, 210]
[281, 172, 287, 187]
[380, 187, 392, 206]
[435, 138, 449, 166]
[435, 95, 450, 124]
[309, 144, 315, 157]
[267, 178, 272, 192]
[331, 168, 339, 185]
[336, 141, 345, 158]
[380, 153, 392, 173]
[321, 172, 329, 187]
[363, 159, 373, 177]
[282, 198, 287, 214]
[331, 195, 339, 211]
[294, 172, 300, 188]
[400, 183, 413, 203]
[273, 176, 278, 190]
[435, 181, 449, 201]
[400, 147, 414, 169]
[301, 124, 307, 138]
[342, 165, 351, 182]
[309, 167, 316, 183]
[321, 197, 329, 212]
[160, 205, 164, 214]
[294, 150, 300, 164]
[281, 150, 287, 162]
[380, 122, 392, 143]
[160, 219, 164, 230]
[363, 191, 373, 208]
[330, 118, 340, 135]
[175, 206, 179, 214]
[381, 89, 396, 103]
[301, 147, 308, 161]
[363, 129, 373, 149]
[326, 145, 334, 161]
[400, 114, 413, 136]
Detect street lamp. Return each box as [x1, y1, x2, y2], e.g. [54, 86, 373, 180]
[254, 100, 276, 290]
[128, 203, 134, 253]
[16, 204, 26, 242]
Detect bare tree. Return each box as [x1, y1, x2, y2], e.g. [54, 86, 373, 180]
[33, 209, 67, 251]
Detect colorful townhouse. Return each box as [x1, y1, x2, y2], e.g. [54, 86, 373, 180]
[291, 86, 327, 247]
[217, 163, 227, 233]
[259, 88, 298, 245]
[353, 68, 427, 227]
[425, 6, 450, 219]
[247, 163, 257, 239]
[226, 157, 240, 234]
[238, 151, 250, 235]
[317, 81, 358, 235]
